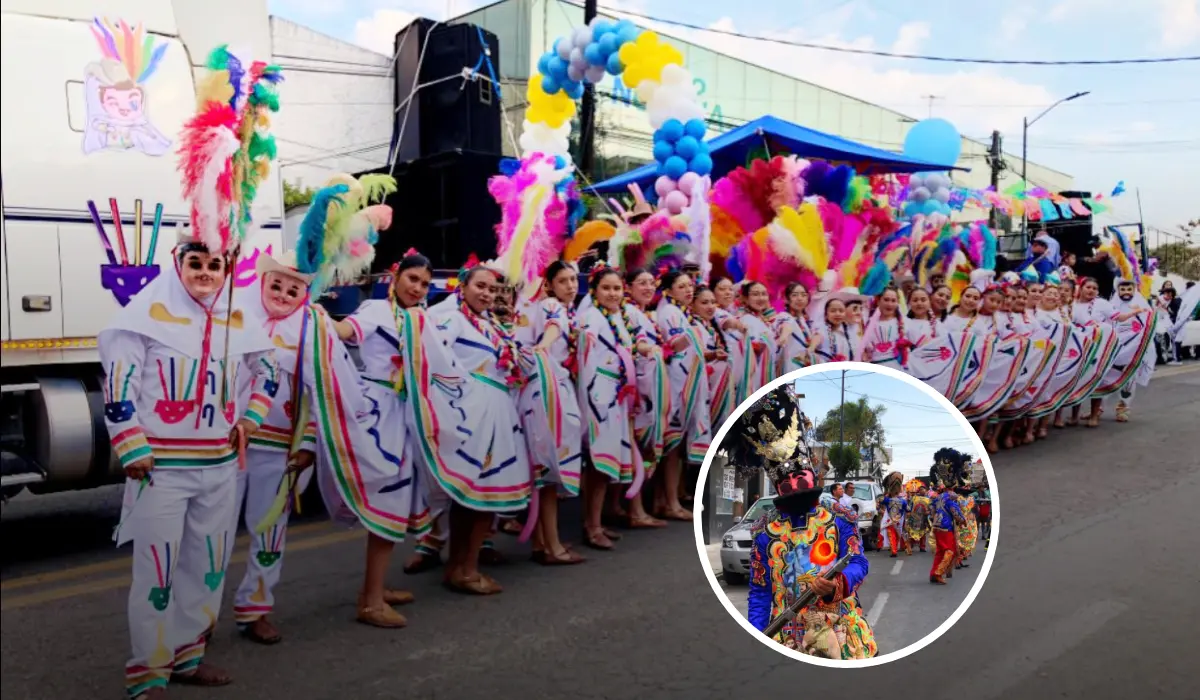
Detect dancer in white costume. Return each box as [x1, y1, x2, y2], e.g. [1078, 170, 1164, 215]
[735, 281, 777, 399]
[774, 282, 822, 373]
[102, 237, 278, 698]
[1099, 278, 1157, 423]
[860, 288, 910, 370]
[813, 287, 865, 363]
[1064, 276, 1121, 428]
[223, 253, 318, 645]
[692, 285, 736, 428]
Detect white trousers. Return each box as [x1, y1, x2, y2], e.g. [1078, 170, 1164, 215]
[124, 464, 237, 698]
[222, 448, 313, 625]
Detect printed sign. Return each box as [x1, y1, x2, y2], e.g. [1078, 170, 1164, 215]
[84, 18, 171, 156]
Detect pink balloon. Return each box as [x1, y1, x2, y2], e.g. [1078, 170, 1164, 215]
[654, 175, 677, 197]
[677, 172, 700, 196]
[663, 190, 688, 214]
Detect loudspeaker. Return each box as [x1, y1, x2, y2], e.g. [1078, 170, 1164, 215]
[370, 150, 503, 272]
[391, 19, 502, 163]
[1035, 190, 1094, 260]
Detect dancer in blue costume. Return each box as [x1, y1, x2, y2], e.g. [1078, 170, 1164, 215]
[739, 385, 876, 658]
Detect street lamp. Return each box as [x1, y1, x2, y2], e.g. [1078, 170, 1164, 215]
[1021, 91, 1090, 237]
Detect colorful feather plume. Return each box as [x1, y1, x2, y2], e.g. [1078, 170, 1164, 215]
[488, 154, 573, 299]
[90, 18, 168, 83]
[178, 46, 282, 255]
[1102, 226, 1141, 291]
[563, 220, 616, 262]
[297, 173, 395, 295]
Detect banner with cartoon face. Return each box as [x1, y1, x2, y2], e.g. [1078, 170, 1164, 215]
[83, 18, 171, 157]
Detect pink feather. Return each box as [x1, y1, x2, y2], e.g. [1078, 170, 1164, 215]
[711, 177, 764, 235]
[177, 103, 240, 252]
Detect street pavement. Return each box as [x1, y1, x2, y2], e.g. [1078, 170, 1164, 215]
[2, 363, 1198, 700]
[716, 543, 984, 656]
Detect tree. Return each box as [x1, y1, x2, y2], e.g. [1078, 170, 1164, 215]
[827, 443, 861, 482]
[283, 180, 315, 211]
[1149, 241, 1200, 281]
[813, 397, 889, 479]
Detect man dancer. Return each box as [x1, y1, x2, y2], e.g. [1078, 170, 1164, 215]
[741, 386, 875, 658]
[1109, 278, 1156, 422]
[928, 460, 966, 585]
[905, 486, 932, 553]
[881, 473, 910, 557]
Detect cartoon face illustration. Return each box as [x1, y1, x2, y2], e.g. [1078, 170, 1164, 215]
[104, 400, 136, 423]
[100, 83, 145, 124]
[82, 19, 171, 157]
[100, 263, 160, 307]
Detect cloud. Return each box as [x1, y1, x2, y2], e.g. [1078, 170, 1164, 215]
[270, 0, 347, 16]
[352, 3, 450, 54]
[1158, 0, 1200, 48]
[1130, 120, 1156, 133]
[612, 13, 1058, 138]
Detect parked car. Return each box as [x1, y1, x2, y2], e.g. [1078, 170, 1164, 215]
[823, 481, 882, 549]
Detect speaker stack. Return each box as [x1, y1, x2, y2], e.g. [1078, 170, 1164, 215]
[374, 18, 504, 271]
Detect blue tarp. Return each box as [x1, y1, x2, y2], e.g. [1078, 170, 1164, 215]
[588, 114, 968, 195]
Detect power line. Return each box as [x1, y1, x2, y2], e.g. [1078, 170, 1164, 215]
[596, 4, 1200, 66]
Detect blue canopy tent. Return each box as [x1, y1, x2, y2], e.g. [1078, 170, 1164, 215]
[587, 114, 968, 195]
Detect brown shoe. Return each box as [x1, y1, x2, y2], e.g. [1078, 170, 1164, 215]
[171, 663, 232, 687]
[383, 589, 415, 606]
[240, 616, 282, 645]
[356, 603, 408, 628]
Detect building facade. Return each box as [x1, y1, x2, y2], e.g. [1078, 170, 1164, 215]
[457, 0, 1073, 223]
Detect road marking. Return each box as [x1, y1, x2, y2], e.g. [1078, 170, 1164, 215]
[0, 528, 360, 611]
[890, 560, 903, 575]
[1153, 363, 1200, 380]
[865, 592, 888, 628]
[938, 600, 1127, 700]
[0, 521, 334, 593]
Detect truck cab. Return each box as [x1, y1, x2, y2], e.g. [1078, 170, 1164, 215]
[1, 0, 282, 497]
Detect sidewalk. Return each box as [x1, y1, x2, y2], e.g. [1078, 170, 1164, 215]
[706, 542, 722, 577]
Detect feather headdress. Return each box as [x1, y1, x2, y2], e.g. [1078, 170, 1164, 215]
[89, 18, 168, 84]
[296, 173, 396, 296]
[178, 46, 283, 255]
[488, 153, 574, 299]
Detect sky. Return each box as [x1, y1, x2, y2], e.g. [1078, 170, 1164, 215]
[269, 0, 1200, 234]
[789, 368, 979, 481]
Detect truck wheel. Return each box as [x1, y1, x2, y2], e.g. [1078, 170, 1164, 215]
[723, 570, 746, 585]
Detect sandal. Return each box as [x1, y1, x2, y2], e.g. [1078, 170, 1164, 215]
[356, 603, 408, 628]
[537, 547, 586, 566]
[240, 616, 282, 645]
[171, 663, 232, 687]
[443, 573, 502, 595]
[583, 528, 615, 550]
[500, 519, 524, 536]
[383, 589, 415, 606]
[661, 507, 693, 522]
[602, 527, 623, 541]
[628, 515, 668, 529]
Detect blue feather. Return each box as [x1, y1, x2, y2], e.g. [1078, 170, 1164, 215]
[138, 43, 168, 82]
[979, 224, 997, 271]
[860, 261, 891, 297]
[296, 185, 350, 275]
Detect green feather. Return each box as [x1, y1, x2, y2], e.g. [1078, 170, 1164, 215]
[358, 174, 397, 205]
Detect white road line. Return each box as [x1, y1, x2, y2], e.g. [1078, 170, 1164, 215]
[939, 600, 1128, 700]
[890, 560, 904, 575]
[866, 592, 889, 628]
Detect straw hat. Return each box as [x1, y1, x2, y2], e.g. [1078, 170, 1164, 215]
[969, 269, 996, 293]
[827, 286, 867, 306]
[256, 250, 316, 285]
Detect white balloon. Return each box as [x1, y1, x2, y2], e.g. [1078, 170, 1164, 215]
[555, 38, 572, 61]
[924, 173, 945, 190]
[573, 26, 593, 49]
[645, 79, 704, 128]
[584, 64, 607, 84]
[635, 79, 660, 104]
[934, 189, 951, 204]
[519, 120, 572, 158]
[911, 186, 931, 202]
[908, 174, 924, 188]
[569, 47, 586, 67]
[567, 64, 584, 82]
[659, 63, 689, 86]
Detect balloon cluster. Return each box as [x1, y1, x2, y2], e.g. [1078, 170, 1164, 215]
[655, 171, 707, 215]
[903, 172, 954, 218]
[654, 116, 711, 178]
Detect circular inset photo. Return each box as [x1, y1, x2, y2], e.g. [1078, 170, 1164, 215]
[695, 363, 996, 667]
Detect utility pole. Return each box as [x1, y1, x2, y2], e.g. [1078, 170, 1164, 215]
[987, 130, 1003, 230]
[921, 95, 942, 118]
[578, 0, 599, 181]
[839, 369, 845, 480]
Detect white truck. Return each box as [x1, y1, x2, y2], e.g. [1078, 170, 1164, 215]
[0, 0, 285, 497]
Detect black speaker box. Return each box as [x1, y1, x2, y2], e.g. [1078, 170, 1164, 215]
[369, 150, 503, 272]
[391, 19, 501, 162]
[1034, 190, 1094, 260]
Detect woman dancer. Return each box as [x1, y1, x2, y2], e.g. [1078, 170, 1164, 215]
[1067, 277, 1120, 428]
[930, 284, 953, 321]
[736, 281, 777, 399]
[845, 298, 867, 355]
[516, 261, 586, 565]
[813, 289, 862, 363]
[774, 282, 821, 373]
[860, 288, 909, 369]
[905, 288, 938, 344]
[578, 267, 652, 548]
[692, 286, 734, 428]
[1027, 275, 1090, 438]
[656, 269, 712, 521]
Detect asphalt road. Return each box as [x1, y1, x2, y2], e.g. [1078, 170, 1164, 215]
[2, 363, 1198, 700]
[718, 543, 985, 656]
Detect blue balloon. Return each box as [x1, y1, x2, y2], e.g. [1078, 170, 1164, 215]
[537, 53, 552, 75]
[660, 118, 685, 142]
[903, 118, 962, 167]
[554, 155, 568, 169]
[618, 25, 641, 45]
[615, 19, 637, 34]
[656, 161, 669, 177]
[606, 53, 624, 75]
[652, 139, 675, 163]
[664, 155, 688, 180]
[541, 75, 560, 95]
[598, 33, 619, 56]
[564, 80, 584, 99]
[546, 56, 568, 80]
[592, 19, 614, 36]
[584, 43, 605, 66]
[684, 118, 707, 140]
[688, 153, 713, 176]
[674, 135, 700, 160]
[697, 140, 711, 155]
